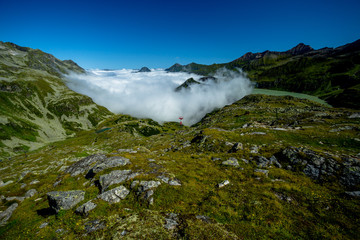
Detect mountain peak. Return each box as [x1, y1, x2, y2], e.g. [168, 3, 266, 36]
[286, 43, 314, 55]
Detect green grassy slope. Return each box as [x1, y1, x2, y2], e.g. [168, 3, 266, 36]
[1, 94, 359, 239]
[0, 42, 112, 157]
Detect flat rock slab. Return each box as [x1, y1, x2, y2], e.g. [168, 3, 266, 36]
[65, 154, 107, 176]
[91, 156, 131, 174]
[76, 200, 97, 215]
[98, 185, 130, 204]
[47, 190, 85, 212]
[99, 170, 132, 192]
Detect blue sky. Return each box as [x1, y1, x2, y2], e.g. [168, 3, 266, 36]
[1, 0, 360, 69]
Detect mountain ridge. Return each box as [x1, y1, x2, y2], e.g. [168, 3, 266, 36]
[166, 39, 360, 109]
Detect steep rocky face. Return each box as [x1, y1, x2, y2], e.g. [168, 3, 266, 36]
[0, 42, 112, 157]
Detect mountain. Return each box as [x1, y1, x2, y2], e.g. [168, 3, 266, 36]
[138, 67, 151, 72]
[166, 39, 360, 109]
[0, 42, 112, 157]
[174, 77, 200, 91]
[0, 93, 359, 239]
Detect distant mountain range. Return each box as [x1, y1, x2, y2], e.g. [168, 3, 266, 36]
[166, 39, 360, 109]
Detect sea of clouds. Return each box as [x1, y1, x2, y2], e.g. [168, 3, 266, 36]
[65, 68, 253, 125]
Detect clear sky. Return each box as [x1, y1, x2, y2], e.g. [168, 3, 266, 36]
[1, 0, 360, 69]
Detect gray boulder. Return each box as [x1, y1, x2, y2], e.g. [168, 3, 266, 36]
[217, 180, 230, 188]
[222, 158, 239, 167]
[138, 181, 161, 193]
[99, 170, 132, 192]
[0, 203, 18, 226]
[25, 189, 37, 198]
[47, 190, 85, 212]
[345, 191, 360, 197]
[65, 154, 107, 176]
[138, 181, 161, 204]
[98, 185, 130, 204]
[228, 142, 243, 153]
[255, 156, 282, 168]
[84, 219, 106, 234]
[87, 156, 131, 178]
[75, 200, 97, 215]
[164, 213, 178, 230]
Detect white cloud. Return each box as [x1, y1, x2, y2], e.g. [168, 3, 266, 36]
[65, 68, 253, 125]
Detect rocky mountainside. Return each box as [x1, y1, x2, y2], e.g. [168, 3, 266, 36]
[0, 93, 359, 239]
[166, 39, 360, 109]
[0, 42, 112, 157]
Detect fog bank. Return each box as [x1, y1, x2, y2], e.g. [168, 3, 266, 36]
[65, 68, 253, 125]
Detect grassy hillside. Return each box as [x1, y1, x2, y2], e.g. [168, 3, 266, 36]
[0, 94, 359, 239]
[0, 42, 112, 157]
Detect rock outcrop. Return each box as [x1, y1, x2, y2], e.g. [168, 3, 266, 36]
[47, 190, 85, 212]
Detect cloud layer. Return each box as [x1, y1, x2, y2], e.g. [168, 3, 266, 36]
[65, 68, 253, 125]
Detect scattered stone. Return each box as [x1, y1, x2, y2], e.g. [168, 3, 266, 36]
[84, 219, 106, 234]
[25, 189, 37, 198]
[349, 113, 360, 118]
[75, 200, 97, 215]
[0, 180, 14, 187]
[6, 196, 25, 202]
[274, 192, 292, 202]
[164, 213, 179, 230]
[99, 170, 132, 192]
[273, 128, 287, 131]
[250, 146, 259, 154]
[30, 180, 40, 185]
[35, 198, 42, 202]
[118, 149, 137, 153]
[39, 222, 48, 229]
[47, 190, 85, 213]
[255, 156, 282, 168]
[55, 228, 65, 233]
[211, 157, 222, 161]
[228, 142, 243, 153]
[217, 180, 230, 188]
[65, 154, 107, 176]
[53, 180, 61, 187]
[18, 171, 31, 181]
[130, 180, 139, 189]
[168, 179, 181, 186]
[138, 181, 161, 193]
[157, 175, 170, 183]
[222, 158, 239, 167]
[196, 215, 212, 223]
[20, 183, 27, 189]
[254, 169, 269, 176]
[98, 186, 130, 204]
[0, 203, 18, 226]
[120, 230, 128, 236]
[148, 158, 156, 162]
[345, 191, 360, 197]
[89, 156, 131, 176]
[250, 132, 266, 135]
[241, 158, 249, 164]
